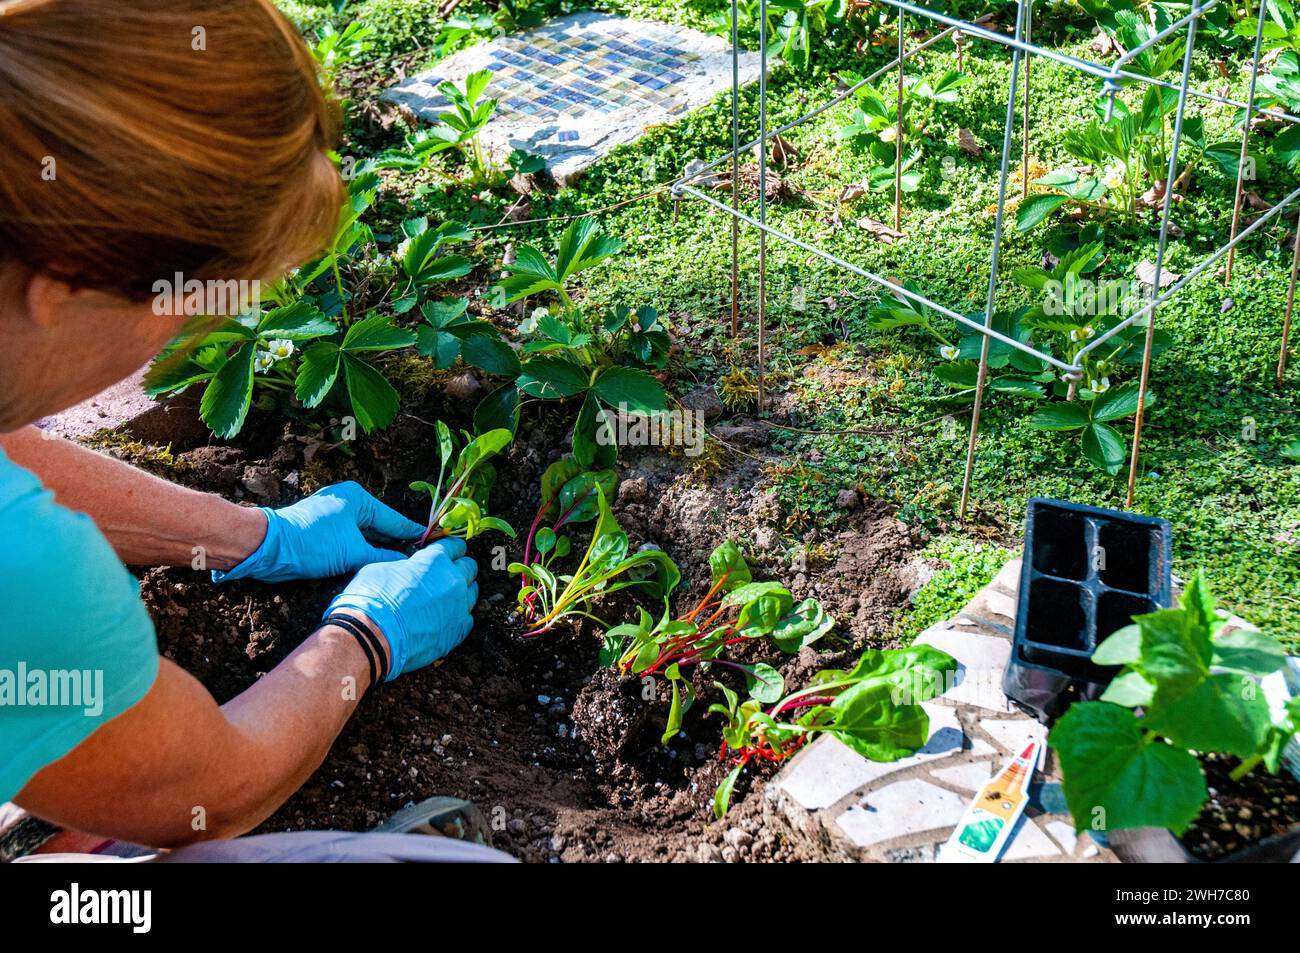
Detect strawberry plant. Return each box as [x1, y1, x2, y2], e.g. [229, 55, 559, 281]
[709, 644, 959, 817]
[511, 487, 680, 636]
[411, 421, 516, 544]
[1051, 574, 1298, 835]
[410, 68, 499, 181]
[465, 219, 669, 435]
[146, 166, 469, 439]
[310, 19, 376, 78]
[1017, 88, 1242, 232]
[603, 540, 835, 745]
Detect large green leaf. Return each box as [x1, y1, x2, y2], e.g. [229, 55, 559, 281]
[516, 356, 590, 399]
[1030, 402, 1090, 431]
[1016, 193, 1072, 231]
[771, 599, 835, 652]
[1143, 673, 1274, 759]
[1052, 702, 1206, 834]
[200, 341, 257, 438]
[295, 341, 342, 408]
[1092, 382, 1150, 422]
[474, 383, 520, 435]
[342, 314, 416, 352]
[1081, 422, 1126, 475]
[708, 540, 752, 590]
[1140, 604, 1212, 702]
[257, 301, 336, 340]
[828, 680, 931, 761]
[573, 391, 617, 467]
[1211, 628, 1287, 677]
[342, 354, 400, 432]
[592, 367, 668, 414]
[460, 333, 521, 378]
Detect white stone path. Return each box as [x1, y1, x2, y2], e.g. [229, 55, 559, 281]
[763, 558, 1116, 863]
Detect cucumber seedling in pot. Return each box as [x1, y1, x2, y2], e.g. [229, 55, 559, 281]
[710, 644, 959, 818]
[411, 421, 516, 544]
[1051, 573, 1299, 837]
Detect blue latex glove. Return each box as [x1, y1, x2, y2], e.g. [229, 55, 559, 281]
[213, 482, 424, 584]
[326, 538, 478, 679]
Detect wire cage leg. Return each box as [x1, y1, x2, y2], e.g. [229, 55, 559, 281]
[960, 0, 1028, 519]
[1126, 3, 1202, 508]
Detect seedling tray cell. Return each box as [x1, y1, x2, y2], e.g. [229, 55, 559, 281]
[1004, 497, 1172, 722]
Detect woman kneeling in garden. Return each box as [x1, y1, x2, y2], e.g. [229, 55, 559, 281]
[0, 0, 507, 862]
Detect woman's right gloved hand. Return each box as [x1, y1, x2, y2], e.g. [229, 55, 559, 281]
[325, 538, 479, 680]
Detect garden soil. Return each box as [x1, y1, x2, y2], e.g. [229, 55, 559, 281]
[105, 383, 927, 862]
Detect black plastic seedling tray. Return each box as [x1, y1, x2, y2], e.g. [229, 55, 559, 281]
[1003, 497, 1173, 722]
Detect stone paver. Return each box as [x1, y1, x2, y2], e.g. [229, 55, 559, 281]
[913, 625, 1013, 713]
[775, 735, 886, 811]
[834, 779, 967, 850]
[384, 13, 764, 184]
[762, 557, 1117, 863]
[931, 761, 994, 793]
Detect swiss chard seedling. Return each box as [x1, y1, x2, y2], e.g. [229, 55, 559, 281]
[511, 487, 679, 636]
[517, 455, 618, 622]
[709, 644, 958, 817]
[602, 540, 835, 746]
[411, 421, 516, 544]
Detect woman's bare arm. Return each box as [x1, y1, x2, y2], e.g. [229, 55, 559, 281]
[0, 425, 265, 570]
[13, 615, 384, 847]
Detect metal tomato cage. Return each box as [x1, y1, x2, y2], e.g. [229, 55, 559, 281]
[670, 0, 1299, 515]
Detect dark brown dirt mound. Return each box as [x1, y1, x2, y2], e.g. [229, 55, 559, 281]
[91, 388, 926, 862]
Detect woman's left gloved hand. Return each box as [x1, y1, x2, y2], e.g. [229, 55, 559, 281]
[213, 482, 424, 584]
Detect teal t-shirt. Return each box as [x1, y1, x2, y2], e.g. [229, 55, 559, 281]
[0, 447, 159, 803]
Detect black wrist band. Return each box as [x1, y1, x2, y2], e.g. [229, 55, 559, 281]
[322, 614, 377, 689]
[323, 613, 390, 684]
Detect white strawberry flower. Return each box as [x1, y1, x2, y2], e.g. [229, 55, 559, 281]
[1068, 325, 1095, 342]
[940, 345, 960, 361]
[1102, 163, 1126, 190]
[1090, 376, 1111, 393]
[392, 237, 412, 261]
[253, 351, 276, 374]
[266, 339, 295, 361]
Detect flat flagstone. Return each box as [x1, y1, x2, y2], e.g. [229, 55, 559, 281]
[979, 717, 1048, 757]
[913, 625, 1014, 713]
[1001, 817, 1064, 861]
[384, 12, 764, 183]
[775, 735, 888, 811]
[777, 704, 965, 807]
[834, 779, 968, 850]
[1046, 819, 1080, 855]
[931, 760, 995, 793]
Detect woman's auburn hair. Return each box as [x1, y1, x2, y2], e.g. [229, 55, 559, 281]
[0, 0, 345, 300]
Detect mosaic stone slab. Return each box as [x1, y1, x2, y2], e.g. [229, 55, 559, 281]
[384, 12, 764, 183]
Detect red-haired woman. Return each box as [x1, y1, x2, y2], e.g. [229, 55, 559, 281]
[0, 0, 506, 862]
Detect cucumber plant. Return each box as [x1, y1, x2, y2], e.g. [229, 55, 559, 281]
[1052, 574, 1297, 835]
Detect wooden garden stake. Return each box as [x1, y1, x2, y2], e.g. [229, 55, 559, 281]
[894, 12, 906, 233]
[1280, 228, 1300, 386]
